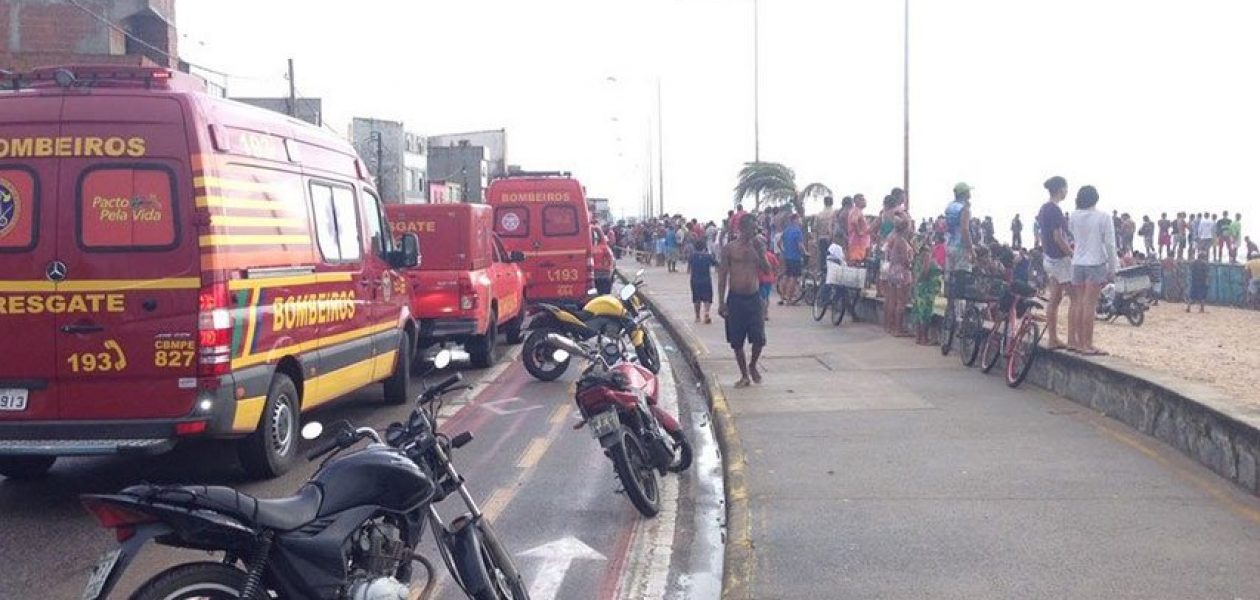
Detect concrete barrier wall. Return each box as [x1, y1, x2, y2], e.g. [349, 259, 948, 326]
[857, 295, 1260, 495]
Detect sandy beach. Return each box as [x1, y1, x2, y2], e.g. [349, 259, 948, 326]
[1050, 301, 1259, 406]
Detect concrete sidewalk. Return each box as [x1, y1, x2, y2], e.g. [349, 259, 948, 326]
[627, 259, 1260, 600]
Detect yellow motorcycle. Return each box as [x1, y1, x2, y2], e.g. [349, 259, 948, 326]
[522, 271, 659, 381]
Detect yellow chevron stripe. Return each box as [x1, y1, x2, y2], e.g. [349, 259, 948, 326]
[231, 320, 397, 370]
[0, 278, 201, 293]
[194, 176, 284, 193]
[227, 272, 353, 290]
[195, 195, 282, 210]
[199, 234, 310, 247]
[210, 215, 303, 228]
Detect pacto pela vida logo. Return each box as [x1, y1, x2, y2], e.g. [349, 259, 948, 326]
[0, 178, 20, 240]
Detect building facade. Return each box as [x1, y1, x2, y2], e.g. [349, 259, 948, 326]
[349, 117, 428, 205]
[0, 0, 178, 69]
[233, 97, 323, 127]
[427, 144, 489, 203]
[427, 129, 507, 181]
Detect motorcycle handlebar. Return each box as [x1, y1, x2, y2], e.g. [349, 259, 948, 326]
[422, 374, 464, 403]
[306, 432, 344, 462]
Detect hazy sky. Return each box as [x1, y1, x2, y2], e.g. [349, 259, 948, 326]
[177, 0, 1260, 240]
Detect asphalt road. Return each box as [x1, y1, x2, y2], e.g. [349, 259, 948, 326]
[0, 321, 720, 600]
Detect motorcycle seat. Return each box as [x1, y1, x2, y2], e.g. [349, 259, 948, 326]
[142, 484, 324, 531]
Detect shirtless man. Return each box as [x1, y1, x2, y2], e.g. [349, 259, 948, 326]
[718, 214, 771, 388]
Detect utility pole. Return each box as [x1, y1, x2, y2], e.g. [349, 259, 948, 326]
[753, 0, 761, 163]
[287, 58, 297, 118]
[656, 78, 664, 217]
[902, 0, 910, 210]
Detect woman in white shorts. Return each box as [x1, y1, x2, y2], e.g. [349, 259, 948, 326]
[1068, 185, 1119, 356]
[1037, 176, 1075, 350]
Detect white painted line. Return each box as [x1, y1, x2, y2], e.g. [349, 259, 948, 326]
[519, 536, 607, 600]
[615, 326, 682, 598]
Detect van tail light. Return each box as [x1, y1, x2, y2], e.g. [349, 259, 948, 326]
[82, 497, 157, 542]
[198, 282, 233, 377]
[458, 279, 477, 311]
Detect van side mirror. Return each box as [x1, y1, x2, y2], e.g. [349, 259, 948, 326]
[391, 233, 420, 269]
[508, 250, 526, 263]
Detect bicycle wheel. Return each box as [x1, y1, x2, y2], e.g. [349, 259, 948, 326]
[980, 318, 1006, 373]
[940, 298, 957, 355]
[800, 271, 819, 306]
[958, 305, 984, 367]
[812, 284, 830, 321]
[831, 288, 848, 326]
[1007, 319, 1041, 387]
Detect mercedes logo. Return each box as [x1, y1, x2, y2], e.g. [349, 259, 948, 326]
[45, 260, 67, 282]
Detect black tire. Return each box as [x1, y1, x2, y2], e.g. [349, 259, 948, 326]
[666, 429, 692, 474]
[471, 520, 530, 600]
[522, 330, 569, 382]
[0, 456, 55, 480]
[958, 306, 984, 367]
[1007, 321, 1041, 388]
[980, 318, 1007, 374]
[635, 331, 661, 375]
[238, 374, 299, 479]
[129, 561, 248, 600]
[800, 272, 819, 306]
[503, 309, 525, 345]
[831, 289, 849, 326]
[940, 299, 957, 356]
[611, 427, 661, 518]
[776, 273, 806, 305]
[383, 333, 413, 405]
[470, 310, 499, 369]
[1126, 307, 1146, 327]
[812, 285, 829, 321]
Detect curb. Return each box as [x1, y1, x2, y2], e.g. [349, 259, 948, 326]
[616, 269, 754, 600]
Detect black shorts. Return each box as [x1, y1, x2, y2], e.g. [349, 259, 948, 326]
[725, 292, 766, 349]
[691, 279, 713, 304]
[785, 259, 803, 277]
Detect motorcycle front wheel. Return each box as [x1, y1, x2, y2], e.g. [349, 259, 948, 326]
[456, 519, 530, 600]
[636, 331, 661, 374]
[129, 562, 249, 600]
[522, 330, 570, 382]
[1126, 307, 1146, 327]
[611, 427, 662, 518]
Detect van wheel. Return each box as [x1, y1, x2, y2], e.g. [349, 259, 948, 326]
[470, 310, 498, 369]
[504, 310, 525, 345]
[238, 374, 299, 479]
[0, 456, 56, 480]
[384, 333, 414, 405]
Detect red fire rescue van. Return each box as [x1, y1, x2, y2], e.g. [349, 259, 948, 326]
[0, 66, 420, 480]
[486, 172, 596, 304]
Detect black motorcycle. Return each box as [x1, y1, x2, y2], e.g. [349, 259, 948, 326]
[80, 351, 528, 600]
[1097, 285, 1152, 326]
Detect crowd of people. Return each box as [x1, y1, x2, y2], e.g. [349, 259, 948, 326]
[602, 180, 1260, 384]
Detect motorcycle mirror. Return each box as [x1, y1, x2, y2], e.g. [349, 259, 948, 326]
[619, 284, 637, 302]
[587, 288, 598, 296]
[552, 349, 571, 363]
[433, 349, 453, 370]
[301, 421, 324, 440]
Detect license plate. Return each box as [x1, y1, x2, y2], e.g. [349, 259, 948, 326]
[82, 549, 122, 600]
[0, 388, 27, 411]
[588, 410, 620, 439]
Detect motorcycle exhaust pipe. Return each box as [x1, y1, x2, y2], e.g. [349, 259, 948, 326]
[544, 333, 590, 360]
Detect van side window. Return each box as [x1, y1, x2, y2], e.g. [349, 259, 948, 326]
[362, 189, 393, 258]
[309, 181, 362, 262]
[542, 205, 579, 237]
[0, 168, 38, 252]
[494, 206, 530, 238]
[77, 166, 178, 251]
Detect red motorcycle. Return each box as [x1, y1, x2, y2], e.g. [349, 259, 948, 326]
[544, 333, 691, 517]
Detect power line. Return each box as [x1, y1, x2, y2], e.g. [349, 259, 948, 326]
[62, 0, 244, 80]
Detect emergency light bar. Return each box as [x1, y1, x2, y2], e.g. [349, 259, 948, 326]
[0, 65, 202, 93]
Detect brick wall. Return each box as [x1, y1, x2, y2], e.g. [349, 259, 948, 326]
[0, 0, 176, 67]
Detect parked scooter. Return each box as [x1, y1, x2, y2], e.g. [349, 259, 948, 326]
[1097, 282, 1152, 326]
[545, 333, 690, 518]
[79, 351, 528, 600]
[522, 273, 659, 381]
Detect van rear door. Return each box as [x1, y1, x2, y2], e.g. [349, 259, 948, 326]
[0, 95, 63, 421]
[494, 202, 589, 301]
[53, 95, 200, 420]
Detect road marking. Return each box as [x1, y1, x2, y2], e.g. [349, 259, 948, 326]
[520, 537, 607, 600]
[480, 486, 513, 523]
[516, 437, 549, 469]
[480, 396, 545, 416]
[549, 400, 571, 425]
[615, 326, 683, 598]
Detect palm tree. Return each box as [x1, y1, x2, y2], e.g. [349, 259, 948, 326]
[734, 162, 796, 212]
[734, 162, 833, 217]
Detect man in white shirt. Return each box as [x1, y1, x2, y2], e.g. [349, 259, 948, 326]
[1196, 213, 1216, 258]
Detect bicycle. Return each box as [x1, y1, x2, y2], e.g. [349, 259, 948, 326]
[978, 281, 1045, 387]
[777, 265, 819, 306]
[941, 271, 1005, 367]
[813, 260, 863, 325]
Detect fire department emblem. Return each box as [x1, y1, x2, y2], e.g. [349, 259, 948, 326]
[0, 178, 19, 240]
[500, 211, 521, 233]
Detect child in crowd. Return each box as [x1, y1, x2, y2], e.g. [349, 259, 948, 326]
[1187, 251, 1209, 313]
[759, 249, 780, 320]
[689, 239, 717, 324]
[885, 219, 915, 337]
[911, 235, 943, 346]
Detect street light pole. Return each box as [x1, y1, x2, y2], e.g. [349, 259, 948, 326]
[369, 130, 384, 195]
[657, 77, 664, 217]
[753, 0, 761, 164]
[903, 0, 911, 210]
